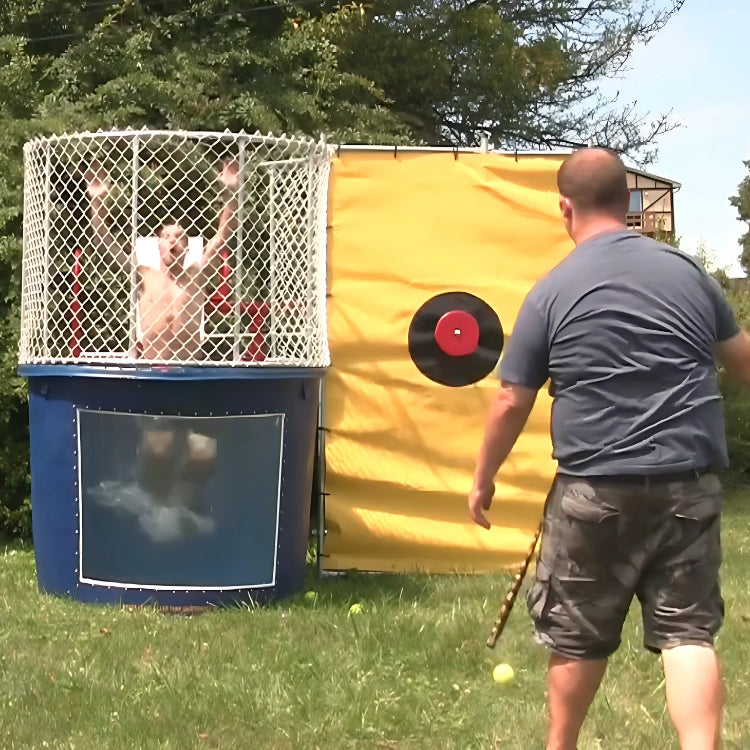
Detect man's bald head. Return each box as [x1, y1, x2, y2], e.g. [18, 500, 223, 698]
[557, 148, 629, 216]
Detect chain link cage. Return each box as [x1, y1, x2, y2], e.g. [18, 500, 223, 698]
[19, 129, 333, 368]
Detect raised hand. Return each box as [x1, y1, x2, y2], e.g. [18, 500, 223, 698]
[84, 161, 111, 199]
[218, 159, 240, 191]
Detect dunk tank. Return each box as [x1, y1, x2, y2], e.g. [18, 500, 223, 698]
[18, 129, 332, 607]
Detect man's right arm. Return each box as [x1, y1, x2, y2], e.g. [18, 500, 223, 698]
[715, 330, 750, 389]
[468, 293, 549, 528]
[705, 274, 750, 388]
[85, 163, 130, 268]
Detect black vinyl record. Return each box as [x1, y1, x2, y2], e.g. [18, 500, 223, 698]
[408, 291, 504, 387]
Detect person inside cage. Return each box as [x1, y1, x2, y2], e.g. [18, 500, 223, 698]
[85, 158, 239, 362]
[88, 415, 220, 544]
[84, 159, 240, 543]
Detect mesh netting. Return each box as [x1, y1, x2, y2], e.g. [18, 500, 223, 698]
[19, 129, 332, 368]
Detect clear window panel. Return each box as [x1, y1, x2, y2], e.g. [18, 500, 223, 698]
[79, 410, 283, 588]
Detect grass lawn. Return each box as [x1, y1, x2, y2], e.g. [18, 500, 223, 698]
[0, 494, 748, 749]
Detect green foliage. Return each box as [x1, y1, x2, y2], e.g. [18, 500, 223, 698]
[721, 287, 750, 487]
[334, 0, 684, 160]
[0, 286, 30, 539]
[0, 116, 31, 540]
[688, 238, 750, 486]
[1, 1, 686, 154]
[721, 376, 750, 487]
[698, 246, 750, 485]
[730, 159, 750, 277]
[1, 497, 750, 746]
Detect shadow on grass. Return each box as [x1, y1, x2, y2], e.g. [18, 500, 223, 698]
[305, 568, 453, 602]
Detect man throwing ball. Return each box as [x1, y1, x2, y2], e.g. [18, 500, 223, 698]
[469, 147, 750, 750]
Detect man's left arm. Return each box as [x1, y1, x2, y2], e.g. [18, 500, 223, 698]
[202, 160, 239, 267]
[468, 298, 550, 529]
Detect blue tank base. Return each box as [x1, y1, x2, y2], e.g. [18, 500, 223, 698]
[34, 575, 307, 610]
[21, 365, 322, 609]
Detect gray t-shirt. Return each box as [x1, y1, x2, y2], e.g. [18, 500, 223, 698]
[499, 229, 740, 476]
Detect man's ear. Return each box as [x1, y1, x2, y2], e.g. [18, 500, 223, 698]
[559, 196, 573, 219]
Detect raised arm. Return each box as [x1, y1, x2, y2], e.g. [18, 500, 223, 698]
[84, 162, 130, 267]
[202, 160, 239, 266]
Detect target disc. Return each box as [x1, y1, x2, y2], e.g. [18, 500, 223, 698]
[408, 292, 504, 387]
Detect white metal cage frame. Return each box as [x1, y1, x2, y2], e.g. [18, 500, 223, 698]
[19, 128, 333, 368]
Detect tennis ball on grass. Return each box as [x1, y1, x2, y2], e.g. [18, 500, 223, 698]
[492, 663, 515, 686]
[303, 590, 318, 604]
[348, 602, 363, 616]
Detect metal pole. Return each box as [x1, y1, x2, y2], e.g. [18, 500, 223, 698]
[315, 376, 328, 577]
[232, 139, 247, 361]
[130, 135, 140, 357]
[41, 140, 52, 359]
[268, 168, 277, 360]
[304, 151, 317, 363]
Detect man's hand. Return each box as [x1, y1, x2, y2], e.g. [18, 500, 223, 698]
[468, 482, 495, 529]
[715, 330, 750, 389]
[203, 161, 240, 264]
[84, 161, 110, 199]
[219, 160, 239, 191]
[467, 382, 537, 530]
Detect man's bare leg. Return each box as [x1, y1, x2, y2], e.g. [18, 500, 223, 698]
[139, 427, 175, 499]
[174, 431, 218, 511]
[662, 645, 724, 750]
[546, 655, 608, 750]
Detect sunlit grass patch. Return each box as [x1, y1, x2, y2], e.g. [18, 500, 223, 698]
[0, 497, 747, 748]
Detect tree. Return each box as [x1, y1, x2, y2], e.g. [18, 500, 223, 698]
[0, 1, 411, 142]
[0, 0, 686, 536]
[328, 0, 684, 163]
[730, 160, 750, 277]
[2, 1, 685, 157]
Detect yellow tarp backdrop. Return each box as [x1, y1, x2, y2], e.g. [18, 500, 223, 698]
[324, 149, 573, 573]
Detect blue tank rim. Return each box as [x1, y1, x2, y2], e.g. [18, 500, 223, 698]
[18, 364, 328, 381]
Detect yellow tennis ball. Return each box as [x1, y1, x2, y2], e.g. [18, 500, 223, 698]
[492, 663, 515, 685]
[348, 602, 363, 616]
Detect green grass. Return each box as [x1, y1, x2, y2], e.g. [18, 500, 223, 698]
[1, 497, 749, 749]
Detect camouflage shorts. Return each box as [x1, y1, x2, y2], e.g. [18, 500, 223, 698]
[526, 471, 724, 660]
